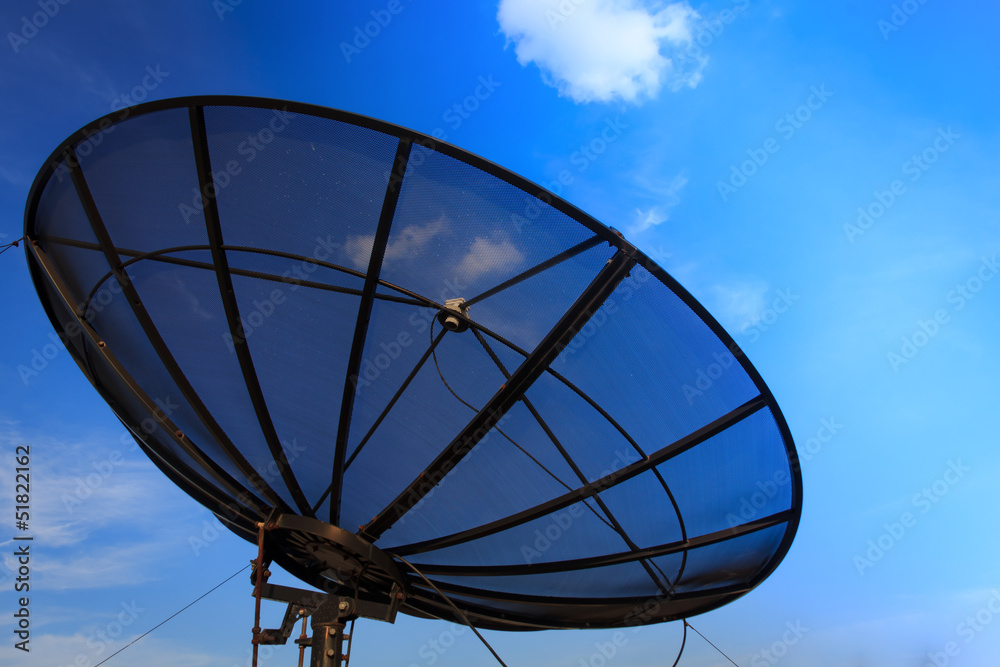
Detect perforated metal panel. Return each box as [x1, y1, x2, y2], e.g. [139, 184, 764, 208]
[24, 96, 801, 631]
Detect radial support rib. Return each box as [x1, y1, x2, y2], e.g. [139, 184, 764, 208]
[329, 137, 412, 525]
[361, 248, 636, 541]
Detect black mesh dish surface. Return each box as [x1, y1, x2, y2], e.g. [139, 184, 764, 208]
[24, 97, 801, 631]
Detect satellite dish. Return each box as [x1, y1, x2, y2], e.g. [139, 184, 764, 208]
[23, 96, 801, 665]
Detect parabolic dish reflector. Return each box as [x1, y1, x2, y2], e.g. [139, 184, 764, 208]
[24, 96, 801, 631]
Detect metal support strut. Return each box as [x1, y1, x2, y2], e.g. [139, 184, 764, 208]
[244, 514, 403, 666]
[251, 585, 368, 667]
[307, 597, 353, 667]
[251, 521, 270, 667]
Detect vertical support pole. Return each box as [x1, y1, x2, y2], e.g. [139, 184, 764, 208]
[309, 620, 345, 667]
[251, 522, 267, 667]
[297, 613, 309, 667]
[309, 598, 352, 667]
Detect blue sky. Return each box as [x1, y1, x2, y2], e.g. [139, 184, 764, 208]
[1, 1, 999, 666]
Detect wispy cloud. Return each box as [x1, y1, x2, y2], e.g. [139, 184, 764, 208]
[455, 236, 525, 282]
[633, 206, 669, 232]
[344, 217, 449, 269]
[630, 172, 688, 234]
[2, 633, 217, 667]
[143, 270, 215, 321]
[0, 424, 203, 590]
[0, 164, 30, 186]
[708, 279, 770, 332]
[497, 0, 704, 104]
[1, 430, 170, 541]
[26, 540, 176, 590]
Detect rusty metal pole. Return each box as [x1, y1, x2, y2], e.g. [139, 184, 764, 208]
[309, 598, 351, 667]
[251, 521, 267, 667]
[297, 611, 309, 667]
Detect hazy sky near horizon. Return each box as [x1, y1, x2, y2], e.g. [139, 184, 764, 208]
[2, 2, 999, 666]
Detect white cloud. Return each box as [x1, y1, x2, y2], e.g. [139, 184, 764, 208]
[0, 164, 29, 186]
[344, 217, 449, 269]
[630, 172, 688, 234]
[25, 541, 169, 590]
[1, 429, 177, 548]
[0, 424, 206, 590]
[497, 0, 704, 103]
[137, 269, 214, 321]
[344, 236, 374, 270]
[1, 632, 217, 667]
[709, 279, 770, 332]
[455, 237, 526, 282]
[634, 206, 669, 232]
